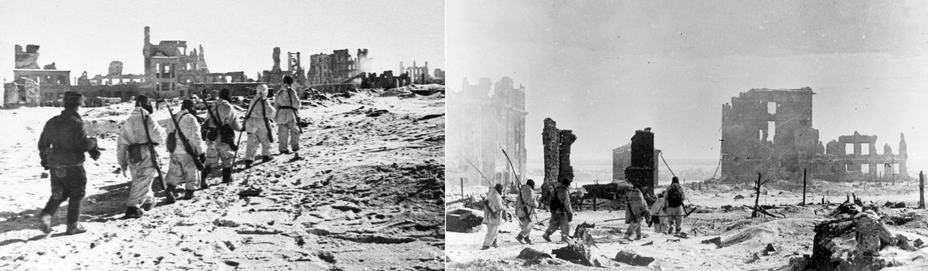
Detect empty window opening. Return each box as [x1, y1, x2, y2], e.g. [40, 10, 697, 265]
[758, 130, 763, 141]
[845, 143, 854, 155]
[767, 121, 776, 142]
[861, 143, 870, 155]
[893, 163, 900, 174]
[767, 102, 777, 114]
[861, 164, 870, 174]
[845, 164, 852, 172]
[877, 163, 885, 177]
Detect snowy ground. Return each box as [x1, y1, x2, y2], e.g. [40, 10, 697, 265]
[0, 91, 445, 270]
[446, 181, 928, 270]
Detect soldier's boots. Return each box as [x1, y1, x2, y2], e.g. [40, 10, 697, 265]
[262, 156, 272, 163]
[221, 167, 233, 184]
[164, 184, 177, 204]
[244, 160, 253, 169]
[200, 166, 212, 190]
[66, 222, 87, 235]
[516, 235, 525, 244]
[183, 190, 194, 200]
[524, 237, 533, 245]
[141, 202, 154, 211]
[122, 207, 143, 219]
[542, 233, 552, 242]
[38, 213, 53, 234]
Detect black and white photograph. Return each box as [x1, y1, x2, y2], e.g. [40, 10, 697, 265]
[0, 0, 445, 270]
[5, 0, 928, 270]
[445, 0, 928, 270]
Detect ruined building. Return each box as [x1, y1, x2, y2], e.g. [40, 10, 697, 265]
[142, 26, 247, 97]
[625, 129, 659, 198]
[359, 70, 411, 89]
[260, 47, 306, 88]
[447, 77, 527, 189]
[5, 26, 260, 106]
[721, 88, 908, 182]
[542, 118, 577, 199]
[613, 141, 661, 186]
[821, 131, 908, 181]
[5, 44, 71, 106]
[307, 49, 370, 92]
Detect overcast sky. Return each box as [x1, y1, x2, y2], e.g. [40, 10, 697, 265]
[0, 0, 443, 82]
[448, 0, 928, 174]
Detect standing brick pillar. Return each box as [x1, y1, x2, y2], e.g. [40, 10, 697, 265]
[558, 130, 577, 184]
[543, 118, 561, 189]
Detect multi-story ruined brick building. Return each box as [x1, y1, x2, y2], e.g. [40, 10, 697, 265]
[307, 49, 370, 92]
[143, 26, 248, 98]
[5, 26, 257, 106]
[720, 87, 908, 182]
[5, 44, 71, 106]
[447, 77, 527, 188]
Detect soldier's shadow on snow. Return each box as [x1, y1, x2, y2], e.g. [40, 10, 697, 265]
[0, 182, 131, 238]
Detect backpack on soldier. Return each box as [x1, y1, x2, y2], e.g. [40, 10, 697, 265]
[549, 186, 565, 212]
[539, 183, 553, 209]
[666, 185, 684, 207]
[166, 131, 177, 152]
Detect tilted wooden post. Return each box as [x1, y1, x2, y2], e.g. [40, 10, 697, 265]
[460, 177, 464, 199]
[802, 168, 807, 206]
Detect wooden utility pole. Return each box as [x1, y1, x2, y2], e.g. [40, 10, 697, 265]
[802, 168, 807, 206]
[892, 153, 895, 185]
[753, 173, 762, 218]
[460, 177, 464, 199]
[919, 171, 925, 209]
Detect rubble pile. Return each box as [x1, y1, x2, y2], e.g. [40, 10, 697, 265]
[551, 238, 595, 267]
[807, 210, 907, 270]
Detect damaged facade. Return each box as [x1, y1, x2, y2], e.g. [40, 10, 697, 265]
[306, 49, 369, 92]
[447, 77, 527, 189]
[5, 44, 71, 106]
[143, 26, 249, 97]
[721, 88, 908, 182]
[260, 47, 306, 90]
[4, 26, 258, 106]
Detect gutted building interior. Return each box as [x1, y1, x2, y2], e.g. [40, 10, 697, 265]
[721, 87, 908, 182]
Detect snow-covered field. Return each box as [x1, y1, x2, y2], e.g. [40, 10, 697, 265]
[0, 91, 446, 270]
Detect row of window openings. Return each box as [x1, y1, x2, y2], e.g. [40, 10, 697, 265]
[32, 76, 68, 85]
[846, 164, 900, 174]
[758, 124, 881, 157]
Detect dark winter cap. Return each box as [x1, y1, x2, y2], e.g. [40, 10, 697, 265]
[181, 99, 195, 110]
[63, 91, 84, 105]
[672, 176, 679, 183]
[526, 179, 535, 189]
[219, 88, 232, 101]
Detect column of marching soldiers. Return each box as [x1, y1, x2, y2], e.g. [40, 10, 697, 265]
[35, 76, 302, 235]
